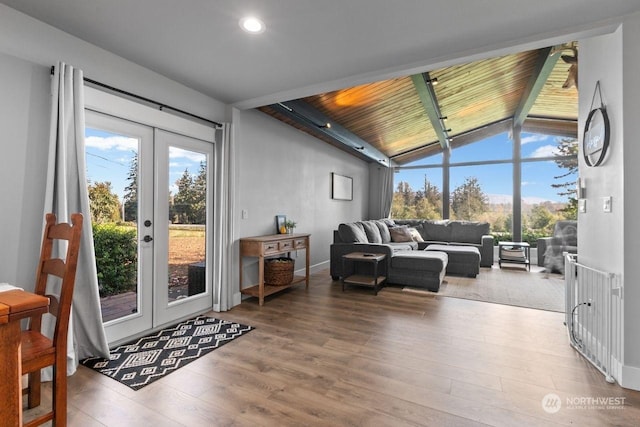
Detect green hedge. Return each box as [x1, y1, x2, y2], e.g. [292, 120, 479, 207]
[93, 223, 137, 297]
[491, 230, 549, 247]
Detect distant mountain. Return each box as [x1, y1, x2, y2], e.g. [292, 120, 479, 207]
[487, 194, 562, 205]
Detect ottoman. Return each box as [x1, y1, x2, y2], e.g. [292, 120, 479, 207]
[425, 244, 480, 277]
[387, 250, 448, 292]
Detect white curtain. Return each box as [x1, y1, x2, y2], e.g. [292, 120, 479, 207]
[43, 62, 110, 377]
[213, 123, 235, 311]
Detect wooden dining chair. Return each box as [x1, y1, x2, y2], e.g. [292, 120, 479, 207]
[21, 213, 83, 427]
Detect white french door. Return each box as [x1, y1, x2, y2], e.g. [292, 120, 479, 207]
[153, 129, 214, 325]
[86, 111, 214, 344]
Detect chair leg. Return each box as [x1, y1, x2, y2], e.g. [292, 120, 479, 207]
[52, 363, 67, 427]
[27, 370, 42, 409]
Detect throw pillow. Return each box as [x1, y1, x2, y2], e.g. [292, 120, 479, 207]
[407, 227, 424, 242]
[389, 226, 413, 242]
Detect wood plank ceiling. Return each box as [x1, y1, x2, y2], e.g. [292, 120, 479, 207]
[258, 44, 579, 166]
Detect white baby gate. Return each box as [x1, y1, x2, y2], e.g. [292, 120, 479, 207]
[564, 254, 622, 384]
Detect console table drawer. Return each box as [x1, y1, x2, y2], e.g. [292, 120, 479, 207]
[293, 238, 307, 249]
[278, 240, 294, 251]
[263, 242, 279, 254]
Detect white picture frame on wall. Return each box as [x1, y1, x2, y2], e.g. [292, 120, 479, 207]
[332, 173, 353, 201]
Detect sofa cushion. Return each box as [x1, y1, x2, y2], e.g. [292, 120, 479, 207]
[391, 250, 448, 271]
[361, 221, 383, 243]
[388, 242, 419, 251]
[338, 223, 368, 243]
[450, 221, 489, 244]
[389, 226, 413, 242]
[374, 220, 392, 243]
[422, 220, 452, 242]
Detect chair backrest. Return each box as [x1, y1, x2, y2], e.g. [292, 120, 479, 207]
[30, 213, 83, 346]
[553, 220, 577, 246]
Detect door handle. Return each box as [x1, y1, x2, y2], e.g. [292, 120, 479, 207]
[143, 235, 153, 243]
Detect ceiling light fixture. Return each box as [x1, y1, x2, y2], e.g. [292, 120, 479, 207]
[239, 16, 265, 34]
[426, 77, 438, 85]
[318, 122, 332, 129]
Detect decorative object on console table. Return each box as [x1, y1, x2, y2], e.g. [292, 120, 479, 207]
[239, 233, 310, 305]
[275, 214, 287, 234]
[331, 172, 353, 200]
[284, 219, 297, 234]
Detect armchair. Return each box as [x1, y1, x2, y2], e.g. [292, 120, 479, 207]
[537, 220, 577, 273]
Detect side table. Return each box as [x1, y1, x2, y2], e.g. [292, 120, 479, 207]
[498, 241, 531, 271]
[341, 252, 387, 295]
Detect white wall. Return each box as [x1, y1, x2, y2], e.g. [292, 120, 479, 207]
[0, 4, 228, 123]
[621, 14, 640, 384]
[580, 12, 640, 390]
[0, 52, 50, 286]
[0, 5, 227, 287]
[578, 31, 624, 274]
[232, 108, 370, 289]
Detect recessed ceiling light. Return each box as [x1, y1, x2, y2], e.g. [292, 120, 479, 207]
[240, 16, 265, 34]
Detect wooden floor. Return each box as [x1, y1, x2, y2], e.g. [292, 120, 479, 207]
[25, 269, 640, 426]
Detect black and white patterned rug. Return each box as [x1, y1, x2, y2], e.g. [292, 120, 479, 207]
[81, 316, 253, 390]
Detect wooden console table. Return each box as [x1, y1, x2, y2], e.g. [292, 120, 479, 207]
[239, 233, 310, 306]
[0, 289, 49, 426]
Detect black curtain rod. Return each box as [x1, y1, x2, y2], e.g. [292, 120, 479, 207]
[51, 66, 222, 128]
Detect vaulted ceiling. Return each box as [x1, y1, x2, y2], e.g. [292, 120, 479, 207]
[259, 45, 579, 165]
[2, 1, 638, 166]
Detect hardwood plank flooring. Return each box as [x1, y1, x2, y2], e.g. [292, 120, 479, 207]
[24, 269, 640, 426]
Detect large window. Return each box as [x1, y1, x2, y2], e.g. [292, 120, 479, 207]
[449, 163, 512, 232]
[392, 131, 577, 241]
[391, 166, 442, 219]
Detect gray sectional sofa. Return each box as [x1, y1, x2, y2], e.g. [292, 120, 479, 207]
[330, 219, 494, 291]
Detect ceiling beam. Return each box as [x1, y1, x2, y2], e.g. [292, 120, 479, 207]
[269, 100, 392, 166]
[391, 119, 513, 165]
[411, 72, 450, 150]
[523, 117, 578, 138]
[513, 47, 561, 128]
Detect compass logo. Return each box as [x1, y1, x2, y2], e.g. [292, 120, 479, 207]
[542, 393, 562, 414]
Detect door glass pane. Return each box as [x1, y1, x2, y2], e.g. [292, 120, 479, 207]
[167, 147, 208, 302]
[85, 128, 140, 323]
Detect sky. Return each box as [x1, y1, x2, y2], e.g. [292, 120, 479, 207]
[396, 132, 577, 204]
[85, 128, 205, 201]
[85, 127, 574, 205]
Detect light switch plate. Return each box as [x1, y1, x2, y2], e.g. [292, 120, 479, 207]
[241, 209, 249, 219]
[603, 196, 612, 213]
[578, 199, 587, 213]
